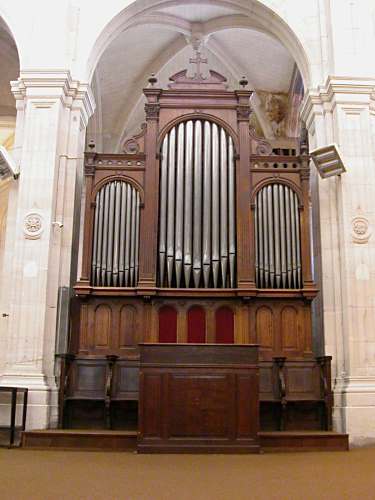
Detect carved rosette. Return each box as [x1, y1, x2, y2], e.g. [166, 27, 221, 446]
[352, 216, 371, 244]
[23, 212, 44, 239]
[144, 103, 160, 120]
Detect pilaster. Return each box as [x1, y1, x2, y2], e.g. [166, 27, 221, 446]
[301, 77, 375, 444]
[0, 71, 94, 429]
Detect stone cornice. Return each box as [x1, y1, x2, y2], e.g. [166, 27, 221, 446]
[10, 70, 95, 125]
[300, 76, 375, 125]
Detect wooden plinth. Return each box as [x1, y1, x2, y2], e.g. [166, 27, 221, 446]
[21, 429, 349, 452]
[259, 431, 349, 452]
[21, 429, 137, 451]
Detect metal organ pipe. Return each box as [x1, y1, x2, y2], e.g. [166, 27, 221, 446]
[184, 120, 193, 287]
[158, 119, 237, 288]
[91, 180, 141, 287]
[193, 121, 202, 288]
[220, 128, 228, 287]
[211, 123, 220, 288]
[166, 127, 176, 287]
[228, 138, 236, 288]
[202, 120, 212, 288]
[175, 123, 185, 287]
[158, 135, 168, 287]
[255, 183, 302, 289]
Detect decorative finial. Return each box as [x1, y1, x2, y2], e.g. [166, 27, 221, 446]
[88, 140, 95, 151]
[148, 73, 158, 87]
[239, 76, 248, 89]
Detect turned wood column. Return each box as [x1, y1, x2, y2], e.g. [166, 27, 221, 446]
[235, 90, 255, 291]
[79, 153, 96, 283]
[300, 158, 315, 289]
[138, 88, 162, 290]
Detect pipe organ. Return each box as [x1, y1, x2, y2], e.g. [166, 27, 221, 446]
[158, 120, 236, 289]
[66, 65, 331, 433]
[92, 180, 140, 287]
[255, 184, 302, 289]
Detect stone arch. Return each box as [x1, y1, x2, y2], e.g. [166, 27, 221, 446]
[85, 0, 312, 90]
[0, 12, 21, 64]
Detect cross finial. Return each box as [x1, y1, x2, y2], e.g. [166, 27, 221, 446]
[189, 49, 208, 79]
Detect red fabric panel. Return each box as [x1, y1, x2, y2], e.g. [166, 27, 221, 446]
[158, 306, 177, 343]
[215, 307, 234, 343]
[187, 306, 206, 343]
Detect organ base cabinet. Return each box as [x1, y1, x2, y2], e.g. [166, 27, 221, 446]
[137, 343, 260, 453]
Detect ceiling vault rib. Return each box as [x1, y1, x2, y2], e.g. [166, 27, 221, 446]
[205, 37, 275, 140]
[114, 34, 188, 152]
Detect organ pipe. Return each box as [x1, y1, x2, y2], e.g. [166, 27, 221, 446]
[193, 121, 202, 288]
[228, 138, 236, 288]
[220, 128, 228, 287]
[91, 180, 140, 287]
[158, 119, 236, 288]
[211, 123, 220, 288]
[158, 135, 168, 287]
[203, 120, 212, 288]
[184, 120, 193, 287]
[166, 127, 176, 287]
[255, 183, 302, 289]
[175, 123, 185, 287]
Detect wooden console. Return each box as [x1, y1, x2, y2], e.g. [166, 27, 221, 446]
[137, 343, 260, 453]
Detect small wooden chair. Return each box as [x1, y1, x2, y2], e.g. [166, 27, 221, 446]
[274, 356, 332, 431]
[62, 355, 117, 429]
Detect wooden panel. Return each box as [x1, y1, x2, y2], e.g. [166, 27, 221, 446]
[256, 306, 274, 351]
[236, 373, 258, 437]
[111, 359, 140, 401]
[94, 304, 111, 349]
[187, 306, 206, 343]
[66, 359, 108, 399]
[259, 362, 278, 402]
[158, 306, 177, 343]
[285, 364, 320, 400]
[168, 373, 231, 437]
[215, 306, 234, 343]
[138, 344, 259, 453]
[280, 306, 299, 352]
[140, 373, 162, 437]
[119, 305, 137, 347]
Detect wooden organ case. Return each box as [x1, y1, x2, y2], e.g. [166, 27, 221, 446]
[63, 67, 333, 435]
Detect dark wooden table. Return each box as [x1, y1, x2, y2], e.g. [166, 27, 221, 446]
[0, 386, 28, 447]
[138, 343, 259, 453]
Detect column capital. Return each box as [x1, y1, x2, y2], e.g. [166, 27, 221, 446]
[11, 70, 95, 126]
[301, 76, 375, 126]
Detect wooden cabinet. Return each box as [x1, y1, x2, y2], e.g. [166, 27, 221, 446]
[137, 343, 260, 453]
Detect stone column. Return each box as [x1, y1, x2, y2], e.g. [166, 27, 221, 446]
[301, 77, 375, 445]
[0, 71, 94, 429]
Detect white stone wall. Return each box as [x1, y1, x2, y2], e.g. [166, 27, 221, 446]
[0, 0, 374, 443]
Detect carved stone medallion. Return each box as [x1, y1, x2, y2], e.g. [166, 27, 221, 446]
[24, 212, 44, 239]
[352, 216, 371, 244]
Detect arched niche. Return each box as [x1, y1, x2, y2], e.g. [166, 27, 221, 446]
[158, 305, 177, 343]
[187, 306, 206, 343]
[215, 306, 234, 344]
